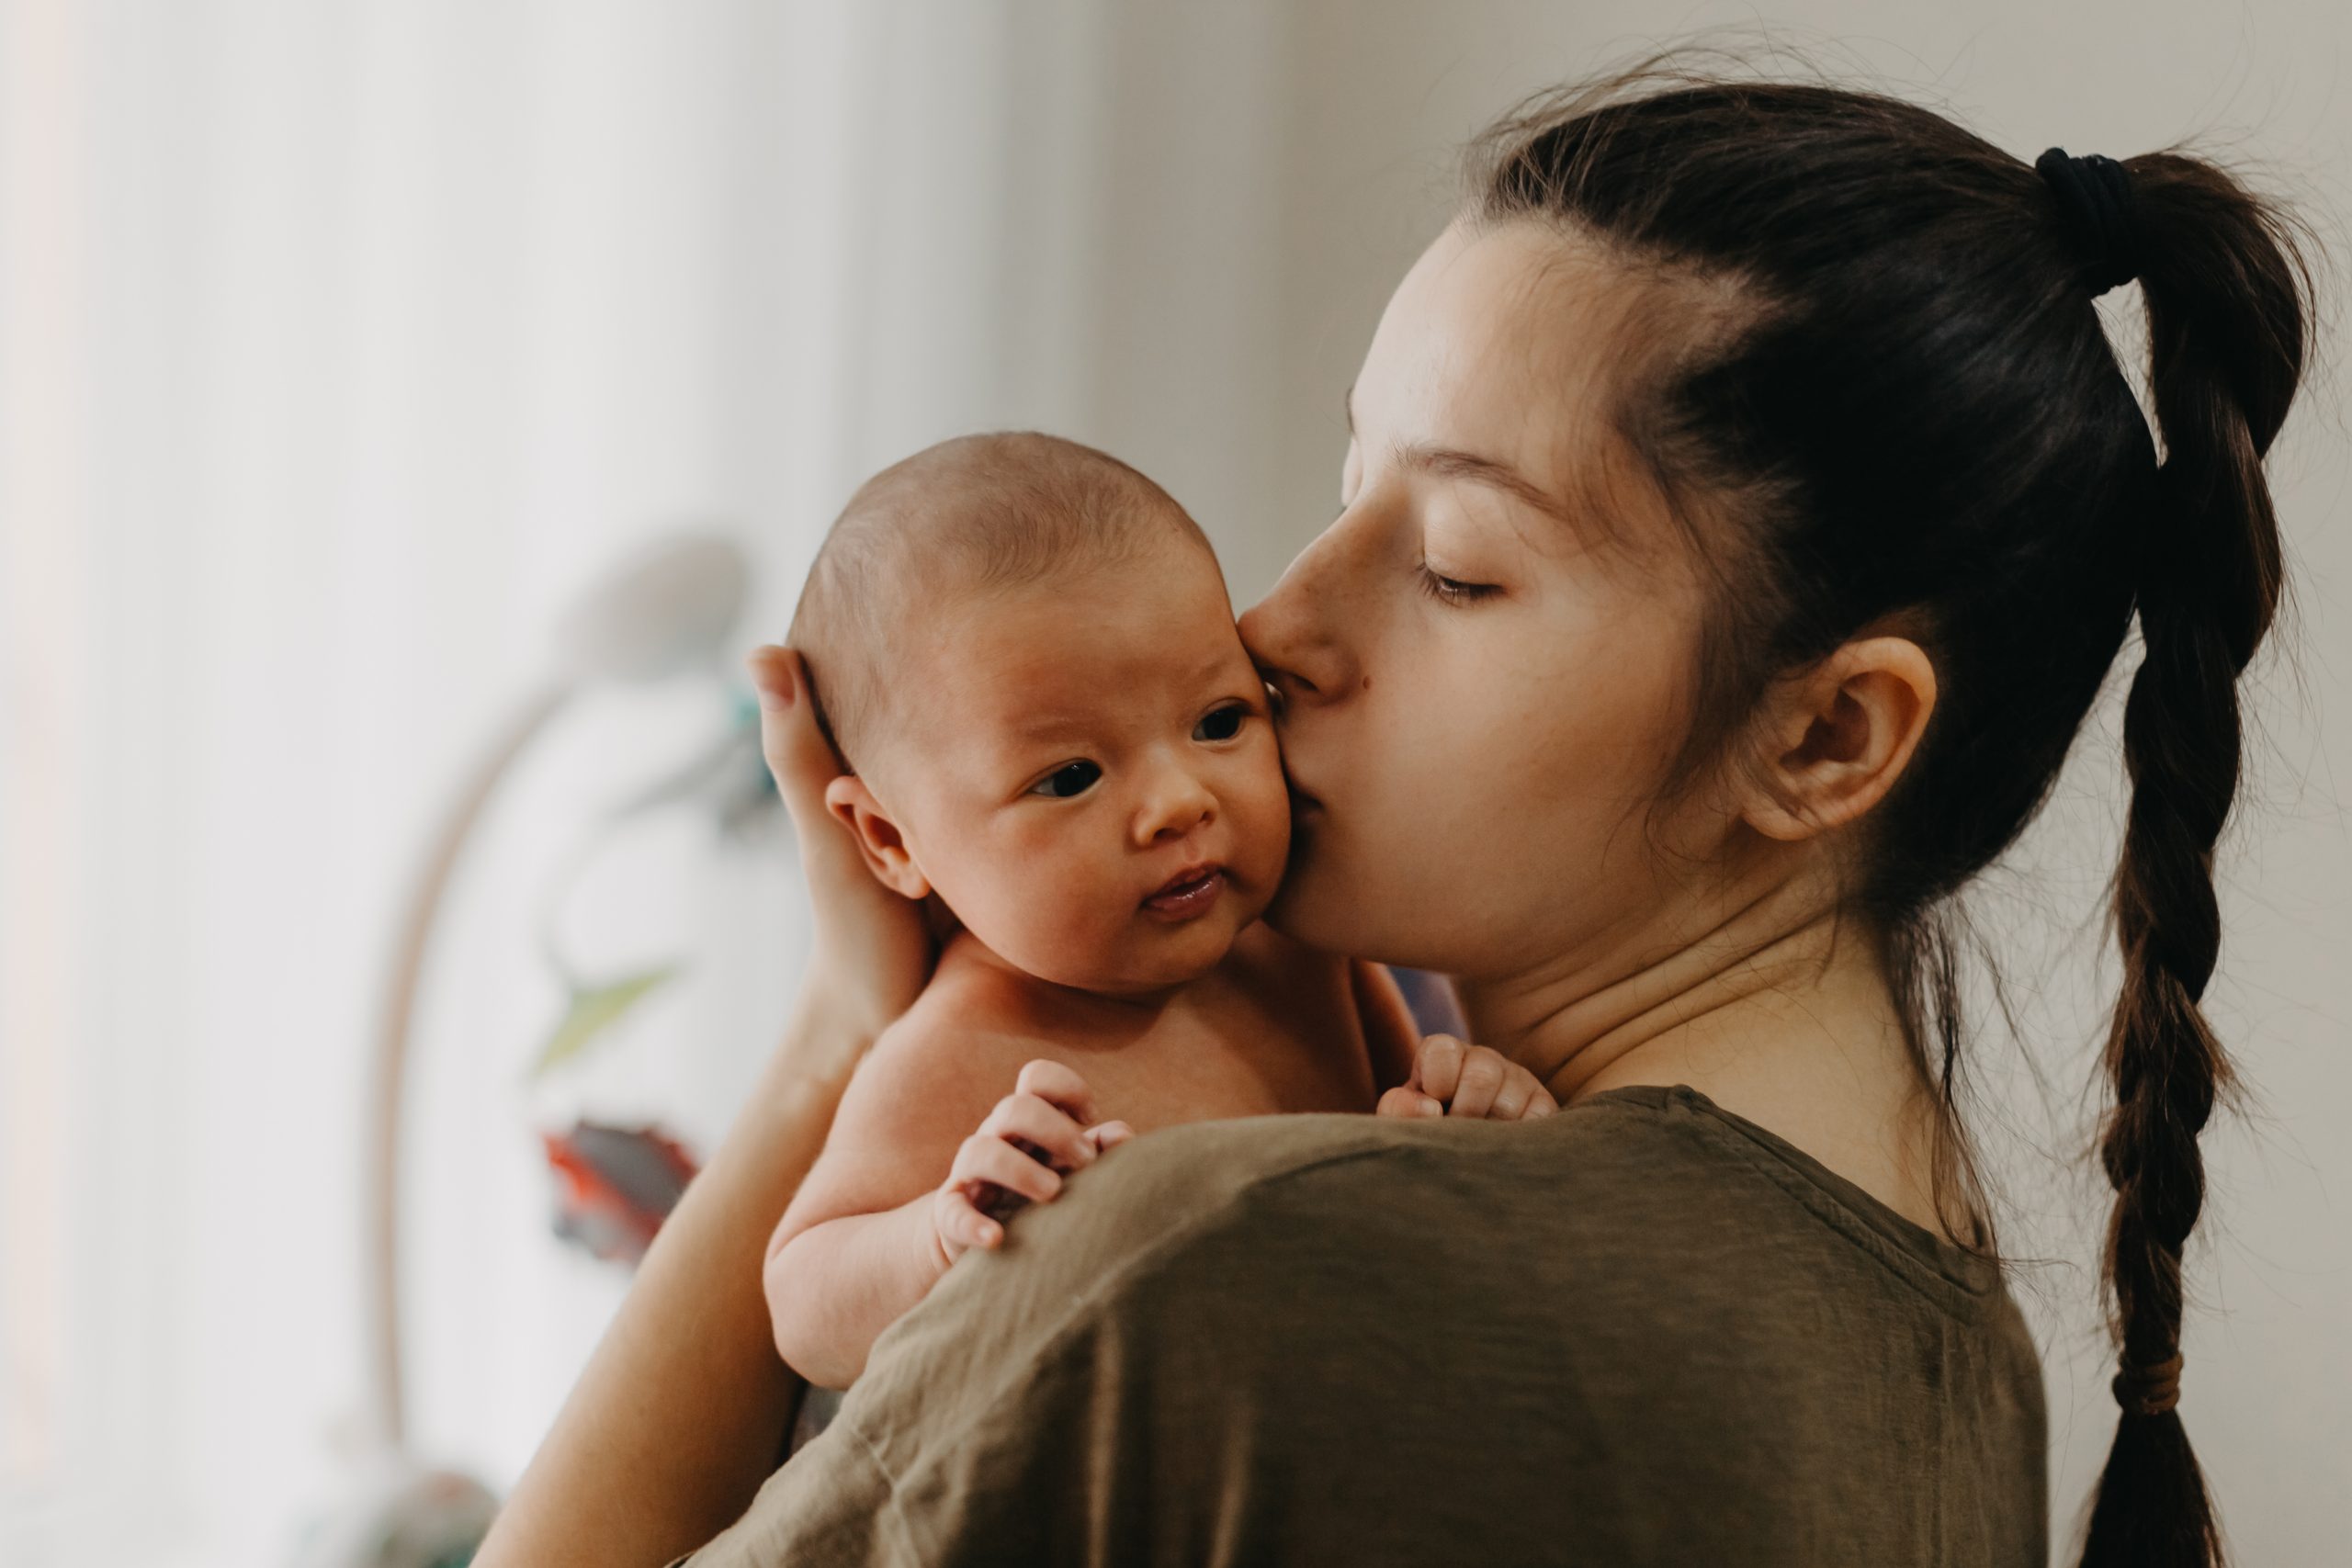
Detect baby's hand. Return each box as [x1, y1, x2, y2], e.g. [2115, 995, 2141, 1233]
[1376, 1034, 1557, 1122]
[933, 1058, 1136, 1264]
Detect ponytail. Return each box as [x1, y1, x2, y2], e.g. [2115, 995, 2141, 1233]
[2079, 149, 2313, 1568]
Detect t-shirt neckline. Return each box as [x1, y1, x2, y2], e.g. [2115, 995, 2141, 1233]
[1568, 1080, 2003, 1298]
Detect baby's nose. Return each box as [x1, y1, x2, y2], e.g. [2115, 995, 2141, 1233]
[1135, 767, 1216, 844]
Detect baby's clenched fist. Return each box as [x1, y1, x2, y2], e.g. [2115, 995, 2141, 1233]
[1376, 1033, 1557, 1122]
[933, 1057, 1134, 1265]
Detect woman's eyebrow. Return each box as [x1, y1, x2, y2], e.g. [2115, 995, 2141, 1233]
[1402, 444, 1577, 526]
[1346, 381, 1577, 526]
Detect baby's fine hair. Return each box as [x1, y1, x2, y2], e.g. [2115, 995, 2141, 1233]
[788, 430, 1212, 771]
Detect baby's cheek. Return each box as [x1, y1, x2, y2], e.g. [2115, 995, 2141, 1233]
[1001, 844, 1136, 980]
[1236, 758, 1294, 891]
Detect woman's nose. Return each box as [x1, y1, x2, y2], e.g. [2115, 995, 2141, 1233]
[1238, 542, 1359, 712]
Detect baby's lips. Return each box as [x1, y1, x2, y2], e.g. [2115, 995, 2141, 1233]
[1141, 858, 1238, 911]
[1144, 861, 1220, 899]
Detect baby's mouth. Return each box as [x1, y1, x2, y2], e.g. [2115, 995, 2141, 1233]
[1142, 863, 1225, 917]
[1147, 862, 1219, 898]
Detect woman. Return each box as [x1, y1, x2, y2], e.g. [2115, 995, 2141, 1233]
[476, 57, 2316, 1568]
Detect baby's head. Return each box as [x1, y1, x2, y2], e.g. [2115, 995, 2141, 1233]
[790, 432, 1289, 996]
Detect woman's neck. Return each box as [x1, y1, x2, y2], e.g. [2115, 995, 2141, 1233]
[1455, 858, 1957, 1243]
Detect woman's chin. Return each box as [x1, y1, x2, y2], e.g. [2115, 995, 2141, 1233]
[1261, 864, 1361, 954]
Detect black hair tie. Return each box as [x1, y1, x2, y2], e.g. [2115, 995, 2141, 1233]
[2035, 147, 2142, 298]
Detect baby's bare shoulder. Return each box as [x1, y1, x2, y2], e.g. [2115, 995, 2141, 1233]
[772, 942, 1060, 1238]
[856, 942, 1044, 1091]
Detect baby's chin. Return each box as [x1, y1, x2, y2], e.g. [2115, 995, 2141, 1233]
[1016, 905, 1260, 997]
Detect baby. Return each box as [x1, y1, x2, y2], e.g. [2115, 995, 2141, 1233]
[763, 431, 1551, 1391]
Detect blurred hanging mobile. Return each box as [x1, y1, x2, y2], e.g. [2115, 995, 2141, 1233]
[293, 531, 762, 1568]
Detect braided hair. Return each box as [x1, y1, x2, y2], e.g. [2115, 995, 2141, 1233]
[1462, 43, 2317, 1567]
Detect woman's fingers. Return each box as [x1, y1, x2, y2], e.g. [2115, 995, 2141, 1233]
[748, 644, 937, 1041]
[748, 646, 845, 831]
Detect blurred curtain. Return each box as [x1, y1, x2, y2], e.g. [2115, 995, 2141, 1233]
[0, 3, 1291, 1565]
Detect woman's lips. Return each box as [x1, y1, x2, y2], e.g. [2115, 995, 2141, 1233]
[1143, 865, 1226, 921]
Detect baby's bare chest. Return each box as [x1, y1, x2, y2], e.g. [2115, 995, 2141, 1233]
[1025, 979, 1377, 1133]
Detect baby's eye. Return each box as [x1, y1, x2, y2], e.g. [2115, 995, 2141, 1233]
[1029, 761, 1102, 799]
[1193, 704, 1250, 742]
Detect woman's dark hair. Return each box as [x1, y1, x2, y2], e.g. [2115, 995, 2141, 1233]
[1462, 42, 2319, 1568]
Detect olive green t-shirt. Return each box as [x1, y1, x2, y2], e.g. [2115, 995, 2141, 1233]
[677, 1084, 2046, 1567]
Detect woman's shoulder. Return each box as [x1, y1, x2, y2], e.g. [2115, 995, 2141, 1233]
[831, 1086, 2044, 1565]
[1023, 1084, 2019, 1330]
[972, 1088, 1658, 1293]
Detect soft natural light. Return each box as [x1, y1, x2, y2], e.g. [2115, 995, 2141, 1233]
[4, 5, 2347, 1567]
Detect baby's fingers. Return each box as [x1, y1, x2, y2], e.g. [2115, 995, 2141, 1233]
[1414, 1035, 1466, 1103]
[1447, 1046, 1510, 1120]
[1013, 1058, 1101, 1127]
[981, 1090, 1096, 1171]
[1492, 1063, 1559, 1121]
[949, 1133, 1064, 1206]
[934, 1188, 1004, 1256]
[1405, 1035, 1556, 1121]
[1376, 1085, 1445, 1119]
[1085, 1119, 1136, 1153]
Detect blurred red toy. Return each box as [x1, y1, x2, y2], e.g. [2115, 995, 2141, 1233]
[541, 1119, 701, 1265]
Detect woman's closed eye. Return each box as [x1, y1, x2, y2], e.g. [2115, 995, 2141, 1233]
[1417, 559, 1500, 605]
[1028, 760, 1102, 799]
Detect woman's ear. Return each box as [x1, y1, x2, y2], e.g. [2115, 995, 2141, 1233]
[823, 775, 933, 899]
[1741, 635, 1938, 842]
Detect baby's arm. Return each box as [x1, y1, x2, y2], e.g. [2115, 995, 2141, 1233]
[763, 1017, 1127, 1388]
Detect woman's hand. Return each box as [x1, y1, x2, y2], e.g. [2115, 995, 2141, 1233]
[933, 1060, 1136, 1262]
[749, 645, 938, 1077]
[1376, 1033, 1557, 1122]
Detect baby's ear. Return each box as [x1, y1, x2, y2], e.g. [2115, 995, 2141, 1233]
[823, 776, 933, 900]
